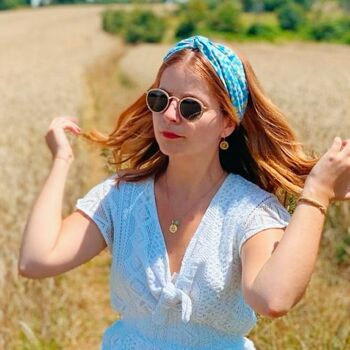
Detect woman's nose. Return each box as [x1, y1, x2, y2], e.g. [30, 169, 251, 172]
[162, 98, 181, 122]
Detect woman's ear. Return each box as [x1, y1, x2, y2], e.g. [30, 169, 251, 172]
[221, 117, 237, 138]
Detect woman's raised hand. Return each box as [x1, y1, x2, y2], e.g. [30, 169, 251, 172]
[304, 136, 350, 204]
[45, 116, 81, 162]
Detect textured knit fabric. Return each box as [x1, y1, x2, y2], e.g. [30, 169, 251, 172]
[75, 172, 291, 349]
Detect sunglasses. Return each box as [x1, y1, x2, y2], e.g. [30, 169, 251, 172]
[146, 88, 209, 121]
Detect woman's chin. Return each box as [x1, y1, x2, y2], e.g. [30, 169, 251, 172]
[158, 142, 190, 156]
[156, 138, 183, 152]
[158, 147, 182, 157]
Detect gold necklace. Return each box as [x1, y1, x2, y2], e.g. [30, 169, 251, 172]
[164, 171, 227, 234]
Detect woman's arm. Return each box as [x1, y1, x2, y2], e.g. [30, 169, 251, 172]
[18, 116, 81, 276]
[242, 136, 350, 317]
[18, 157, 73, 274]
[242, 182, 329, 317]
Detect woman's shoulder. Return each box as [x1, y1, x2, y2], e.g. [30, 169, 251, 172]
[103, 171, 151, 190]
[227, 173, 282, 208]
[225, 173, 291, 231]
[95, 173, 152, 210]
[228, 173, 272, 197]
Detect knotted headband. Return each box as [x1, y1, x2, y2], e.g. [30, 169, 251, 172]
[163, 35, 249, 121]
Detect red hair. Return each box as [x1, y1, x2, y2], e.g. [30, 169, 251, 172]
[79, 47, 319, 209]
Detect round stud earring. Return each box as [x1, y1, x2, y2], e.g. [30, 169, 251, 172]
[219, 137, 229, 150]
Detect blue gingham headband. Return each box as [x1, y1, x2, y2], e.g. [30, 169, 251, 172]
[163, 35, 249, 121]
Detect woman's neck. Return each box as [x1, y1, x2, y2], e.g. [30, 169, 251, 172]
[157, 154, 228, 202]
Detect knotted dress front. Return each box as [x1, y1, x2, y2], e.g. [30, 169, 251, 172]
[75, 172, 291, 349]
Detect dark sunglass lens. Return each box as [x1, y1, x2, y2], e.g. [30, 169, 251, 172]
[147, 90, 168, 112]
[180, 98, 202, 120]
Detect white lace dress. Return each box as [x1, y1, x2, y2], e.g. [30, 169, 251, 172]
[75, 172, 291, 349]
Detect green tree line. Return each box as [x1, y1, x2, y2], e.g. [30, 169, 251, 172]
[100, 0, 350, 45]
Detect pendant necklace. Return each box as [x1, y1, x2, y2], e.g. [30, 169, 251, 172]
[164, 171, 227, 234]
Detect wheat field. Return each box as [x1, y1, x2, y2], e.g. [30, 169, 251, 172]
[0, 5, 124, 349]
[1, 4, 350, 349]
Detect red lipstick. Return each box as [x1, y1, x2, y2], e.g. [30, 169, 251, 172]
[162, 131, 182, 139]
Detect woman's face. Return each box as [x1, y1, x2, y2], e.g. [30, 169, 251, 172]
[152, 62, 233, 159]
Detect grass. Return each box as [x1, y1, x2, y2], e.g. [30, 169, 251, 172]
[242, 11, 280, 27]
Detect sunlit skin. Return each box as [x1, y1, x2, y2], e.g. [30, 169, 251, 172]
[152, 62, 236, 201]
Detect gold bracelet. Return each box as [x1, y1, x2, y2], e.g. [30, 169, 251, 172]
[54, 155, 72, 162]
[297, 196, 328, 215]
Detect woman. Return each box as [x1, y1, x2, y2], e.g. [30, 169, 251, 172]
[19, 35, 350, 349]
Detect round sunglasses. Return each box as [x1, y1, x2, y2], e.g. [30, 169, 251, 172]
[146, 88, 208, 121]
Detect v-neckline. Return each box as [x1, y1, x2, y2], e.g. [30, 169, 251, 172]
[150, 173, 231, 283]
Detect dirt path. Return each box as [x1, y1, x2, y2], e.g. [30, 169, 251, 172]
[0, 4, 124, 233]
[0, 5, 123, 348]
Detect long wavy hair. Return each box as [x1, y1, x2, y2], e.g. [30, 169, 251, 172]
[79, 46, 319, 210]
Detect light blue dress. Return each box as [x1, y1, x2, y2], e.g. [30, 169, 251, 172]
[75, 172, 291, 349]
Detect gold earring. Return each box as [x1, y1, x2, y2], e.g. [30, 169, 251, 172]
[219, 137, 229, 150]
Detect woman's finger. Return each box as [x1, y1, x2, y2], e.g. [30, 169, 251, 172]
[51, 116, 80, 126]
[61, 121, 81, 130]
[331, 136, 343, 152]
[340, 138, 350, 154]
[50, 119, 81, 133]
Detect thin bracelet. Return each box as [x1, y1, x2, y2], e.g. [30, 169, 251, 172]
[54, 155, 72, 162]
[297, 196, 328, 215]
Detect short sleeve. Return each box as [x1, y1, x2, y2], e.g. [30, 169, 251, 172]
[238, 194, 291, 258]
[74, 174, 116, 252]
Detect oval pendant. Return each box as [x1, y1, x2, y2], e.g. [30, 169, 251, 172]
[169, 223, 178, 233]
